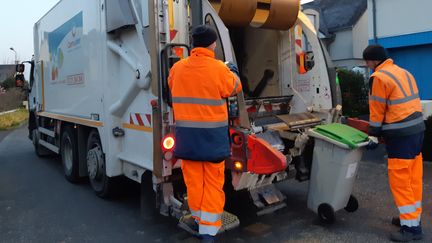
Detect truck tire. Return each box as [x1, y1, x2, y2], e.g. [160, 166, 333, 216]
[32, 129, 51, 157]
[61, 127, 80, 183]
[86, 130, 114, 198]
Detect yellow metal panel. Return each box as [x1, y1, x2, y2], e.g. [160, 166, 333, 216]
[37, 111, 104, 127]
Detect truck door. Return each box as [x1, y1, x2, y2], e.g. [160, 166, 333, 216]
[201, 1, 234, 63]
[202, 1, 251, 129]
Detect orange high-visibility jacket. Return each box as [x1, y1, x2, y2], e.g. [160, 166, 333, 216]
[168, 47, 242, 162]
[369, 59, 425, 137]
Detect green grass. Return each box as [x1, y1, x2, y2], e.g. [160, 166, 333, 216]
[0, 109, 28, 130]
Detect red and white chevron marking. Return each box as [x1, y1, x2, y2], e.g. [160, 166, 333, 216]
[129, 113, 152, 127]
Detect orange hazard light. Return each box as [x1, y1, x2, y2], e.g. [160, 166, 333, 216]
[162, 135, 175, 151]
[234, 161, 243, 170]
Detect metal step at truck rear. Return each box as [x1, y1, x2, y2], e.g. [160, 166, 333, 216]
[177, 211, 240, 234]
[220, 211, 240, 232]
[249, 184, 287, 216]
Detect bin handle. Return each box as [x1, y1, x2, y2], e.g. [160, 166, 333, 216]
[314, 128, 359, 149]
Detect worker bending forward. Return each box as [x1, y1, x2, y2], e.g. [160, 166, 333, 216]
[168, 25, 242, 242]
[363, 44, 425, 242]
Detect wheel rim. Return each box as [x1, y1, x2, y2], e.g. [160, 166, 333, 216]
[87, 144, 104, 181]
[63, 136, 73, 171]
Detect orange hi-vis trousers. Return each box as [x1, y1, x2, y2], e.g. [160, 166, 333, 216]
[386, 133, 424, 227]
[182, 160, 225, 236]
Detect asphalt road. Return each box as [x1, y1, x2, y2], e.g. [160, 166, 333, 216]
[0, 130, 12, 143]
[1, 126, 431, 243]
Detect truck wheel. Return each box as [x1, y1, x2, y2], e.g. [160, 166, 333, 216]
[61, 127, 80, 183]
[32, 129, 51, 157]
[87, 130, 114, 198]
[318, 203, 335, 223]
[344, 195, 359, 213]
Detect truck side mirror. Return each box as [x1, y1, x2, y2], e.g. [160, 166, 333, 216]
[15, 74, 25, 87]
[16, 64, 25, 73]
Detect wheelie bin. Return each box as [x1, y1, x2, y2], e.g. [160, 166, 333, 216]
[307, 123, 369, 223]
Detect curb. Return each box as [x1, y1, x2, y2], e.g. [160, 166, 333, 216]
[0, 109, 18, 116]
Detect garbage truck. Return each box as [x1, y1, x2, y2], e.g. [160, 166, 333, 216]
[23, 0, 360, 228]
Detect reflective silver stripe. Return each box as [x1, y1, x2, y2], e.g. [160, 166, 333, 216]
[200, 212, 222, 223]
[176, 120, 228, 128]
[369, 95, 387, 104]
[369, 93, 419, 105]
[416, 201, 422, 209]
[404, 71, 415, 95]
[400, 218, 420, 227]
[388, 93, 420, 105]
[369, 121, 382, 127]
[378, 70, 408, 97]
[382, 117, 424, 131]
[199, 224, 220, 236]
[230, 76, 240, 96]
[190, 209, 201, 219]
[399, 204, 417, 214]
[172, 97, 226, 106]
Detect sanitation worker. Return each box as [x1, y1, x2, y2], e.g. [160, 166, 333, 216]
[363, 44, 425, 242]
[168, 25, 242, 242]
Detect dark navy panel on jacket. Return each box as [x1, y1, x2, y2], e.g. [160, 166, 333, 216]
[174, 126, 230, 162]
[386, 132, 424, 159]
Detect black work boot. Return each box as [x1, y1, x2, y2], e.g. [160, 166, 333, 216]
[200, 234, 215, 243]
[178, 215, 199, 236]
[392, 217, 401, 227]
[390, 226, 423, 242]
[392, 217, 422, 227]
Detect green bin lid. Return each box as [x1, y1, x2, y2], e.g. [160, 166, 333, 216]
[313, 123, 369, 149]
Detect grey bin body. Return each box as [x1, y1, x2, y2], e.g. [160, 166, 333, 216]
[307, 131, 366, 215]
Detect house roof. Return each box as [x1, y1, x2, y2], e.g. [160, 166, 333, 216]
[303, 0, 367, 34]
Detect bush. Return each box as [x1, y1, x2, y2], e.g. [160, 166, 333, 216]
[338, 69, 369, 117]
[0, 109, 28, 130]
[1, 76, 16, 90]
[0, 88, 27, 112]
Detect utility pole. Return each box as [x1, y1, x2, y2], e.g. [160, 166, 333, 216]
[9, 47, 17, 64]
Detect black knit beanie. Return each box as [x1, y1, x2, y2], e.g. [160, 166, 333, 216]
[192, 25, 218, 48]
[363, 44, 388, 61]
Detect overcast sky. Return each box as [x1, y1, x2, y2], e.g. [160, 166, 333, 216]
[0, 0, 314, 64]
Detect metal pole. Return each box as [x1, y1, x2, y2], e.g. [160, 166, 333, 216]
[372, 0, 378, 43]
[9, 47, 17, 64]
[190, 0, 203, 27]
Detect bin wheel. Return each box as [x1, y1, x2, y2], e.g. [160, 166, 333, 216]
[318, 203, 335, 223]
[344, 195, 359, 213]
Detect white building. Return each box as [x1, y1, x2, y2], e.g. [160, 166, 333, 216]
[303, 0, 369, 70]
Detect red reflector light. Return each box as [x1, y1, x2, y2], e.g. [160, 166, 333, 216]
[163, 136, 175, 150]
[232, 133, 243, 146]
[150, 99, 158, 107]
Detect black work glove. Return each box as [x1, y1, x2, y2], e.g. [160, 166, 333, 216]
[366, 136, 379, 150]
[225, 61, 239, 76]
